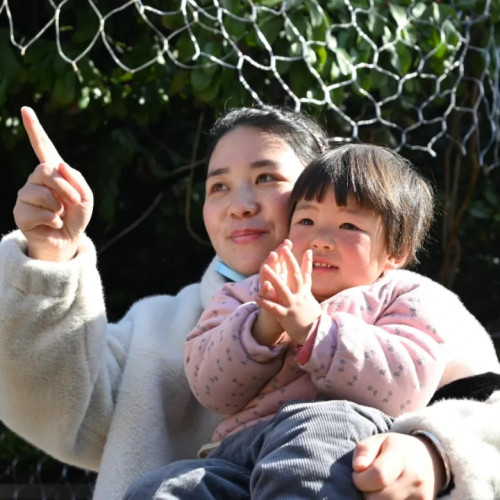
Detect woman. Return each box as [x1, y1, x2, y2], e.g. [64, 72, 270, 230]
[0, 105, 327, 500]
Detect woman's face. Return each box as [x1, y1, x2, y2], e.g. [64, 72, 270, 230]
[203, 126, 305, 276]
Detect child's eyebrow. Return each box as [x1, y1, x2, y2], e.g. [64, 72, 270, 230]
[294, 199, 365, 215]
[206, 160, 281, 179]
[294, 201, 319, 211]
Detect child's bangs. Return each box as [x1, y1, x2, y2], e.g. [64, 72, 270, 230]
[297, 164, 333, 203]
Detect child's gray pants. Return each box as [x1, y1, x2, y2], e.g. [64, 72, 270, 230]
[124, 399, 393, 500]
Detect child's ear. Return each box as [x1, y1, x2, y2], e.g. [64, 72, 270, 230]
[384, 253, 408, 271]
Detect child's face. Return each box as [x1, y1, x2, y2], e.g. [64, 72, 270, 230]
[289, 189, 401, 302]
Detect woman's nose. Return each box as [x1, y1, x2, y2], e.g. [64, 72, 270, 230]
[229, 188, 259, 218]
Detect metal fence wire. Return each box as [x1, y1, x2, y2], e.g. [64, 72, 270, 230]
[0, 424, 95, 499]
[1, 0, 499, 167]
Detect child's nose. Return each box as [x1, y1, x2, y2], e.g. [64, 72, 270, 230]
[311, 230, 335, 250]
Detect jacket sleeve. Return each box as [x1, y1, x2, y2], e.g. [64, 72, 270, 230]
[0, 230, 130, 471]
[185, 279, 289, 415]
[391, 390, 500, 500]
[297, 277, 448, 416]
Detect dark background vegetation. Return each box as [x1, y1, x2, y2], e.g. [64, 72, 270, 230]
[0, 0, 499, 483]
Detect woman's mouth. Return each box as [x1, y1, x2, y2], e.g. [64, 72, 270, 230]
[230, 229, 266, 244]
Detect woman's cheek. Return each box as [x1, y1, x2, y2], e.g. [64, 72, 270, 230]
[270, 189, 293, 228]
[202, 201, 219, 247]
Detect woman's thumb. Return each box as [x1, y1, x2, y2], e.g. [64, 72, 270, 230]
[352, 433, 385, 472]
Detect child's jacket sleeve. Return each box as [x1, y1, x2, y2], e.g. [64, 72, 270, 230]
[295, 271, 500, 416]
[185, 276, 290, 414]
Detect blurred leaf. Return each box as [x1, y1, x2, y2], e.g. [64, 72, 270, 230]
[305, 0, 326, 28]
[389, 4, 408, 28]
[169, 69, 189, 95]
[53, 69, 77, 107]
[191, 67, 212, 91]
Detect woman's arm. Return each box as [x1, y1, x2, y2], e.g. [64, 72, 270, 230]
[353, 375, 500, 499]
[352, 432, 446, 499]
[390, 390, 500, 499]
[0, 231, 128, 470]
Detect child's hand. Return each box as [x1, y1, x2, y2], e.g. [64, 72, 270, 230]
[257, 240, 322, 345]
[352, 433, 444, 500]
[13, 107, 94, 262]
[257, 240, 290, 303]
[252, 244, 288, 347]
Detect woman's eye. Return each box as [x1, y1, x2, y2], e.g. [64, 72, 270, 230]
[209, 183, 228, 193]
[256, 173, 276, 183]
[340, 222, 357, 230]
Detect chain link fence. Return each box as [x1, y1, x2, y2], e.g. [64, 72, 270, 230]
[0, 426, 95, 499]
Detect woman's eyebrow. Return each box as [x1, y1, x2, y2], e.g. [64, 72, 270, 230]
[206, 160, 281, 179]
[250, 159, 280, 169]
[206, 167, 229, 179]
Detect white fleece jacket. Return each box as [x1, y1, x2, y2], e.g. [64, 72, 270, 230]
[393, 390, 500, 499]
[0, 230, 222, 500]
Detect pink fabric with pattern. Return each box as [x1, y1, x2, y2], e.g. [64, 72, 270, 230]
[185, 269, 500, 442]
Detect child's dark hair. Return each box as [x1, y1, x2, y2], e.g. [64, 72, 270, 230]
[289, 144, 434, 267]
[207, 106, 328, 165]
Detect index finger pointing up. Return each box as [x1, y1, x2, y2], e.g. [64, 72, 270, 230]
[21, 106, 62, 166]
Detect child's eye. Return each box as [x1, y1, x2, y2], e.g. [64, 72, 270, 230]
[298, 218, 314, 226]
[256, 173, 276, 183]
[209, 182, 228, 193]
[340, 222, 358, 230]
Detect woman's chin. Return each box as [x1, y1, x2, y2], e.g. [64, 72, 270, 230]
[230, 260, 260, 278]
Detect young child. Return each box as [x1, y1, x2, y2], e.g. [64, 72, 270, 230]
[125, 144, 500, 499]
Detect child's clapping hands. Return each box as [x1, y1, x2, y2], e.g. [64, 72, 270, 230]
[252, 239, 322, 347]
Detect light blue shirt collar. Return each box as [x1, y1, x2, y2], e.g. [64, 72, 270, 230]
[214, 259, 247, 283]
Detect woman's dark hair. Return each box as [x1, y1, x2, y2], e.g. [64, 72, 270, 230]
[289, 144, 435, 267]
[206, 106, 328, 165]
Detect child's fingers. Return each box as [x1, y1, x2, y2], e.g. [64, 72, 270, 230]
[301, 249, 313, 287]
[256, 296, 288, 318]
[260, 264, 292, 306]
[258, 280, 277, 301]
[273, 245, 287, 281]
[260, 251, 278, 288]
[262, 250, 279, 271]
[282, 244, 303, 291]
[276, 239, 293, 279]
